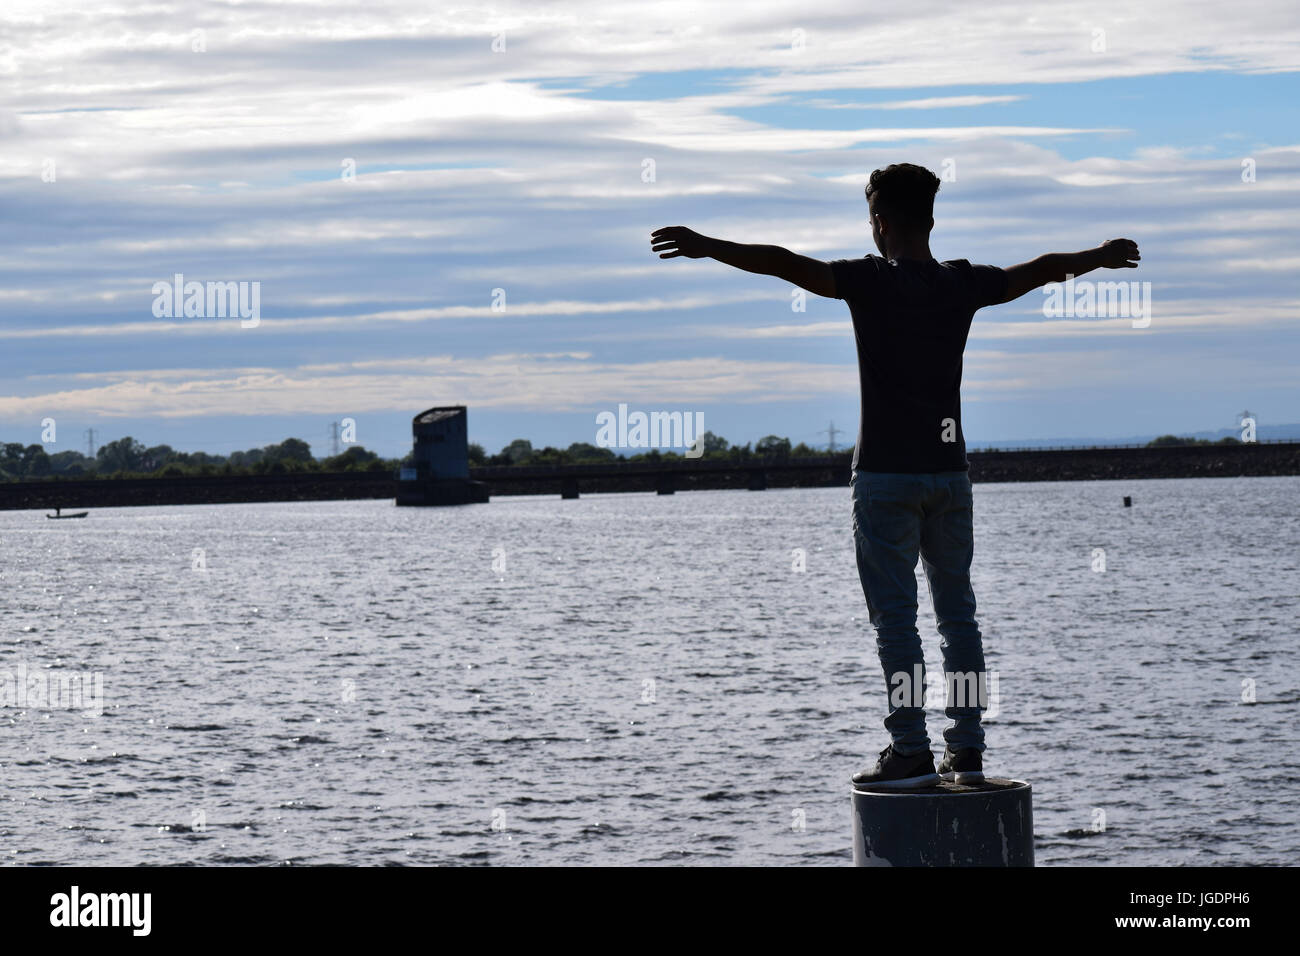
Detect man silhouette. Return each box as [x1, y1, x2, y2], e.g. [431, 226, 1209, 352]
[653, 163, 1139, 788]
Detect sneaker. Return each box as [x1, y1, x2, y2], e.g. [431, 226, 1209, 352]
[937, 746, 984, 784]
[852, 745, 940, 790]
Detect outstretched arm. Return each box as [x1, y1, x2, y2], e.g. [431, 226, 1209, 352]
[998, 238, 1140, 303]
[651, 226, 836, 298]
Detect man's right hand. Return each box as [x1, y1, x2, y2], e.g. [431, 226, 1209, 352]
[1098, 238, 1140, 269]
[651, 226, 713, 259]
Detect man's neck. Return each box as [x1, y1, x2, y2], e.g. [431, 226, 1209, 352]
[882, 238, 933, 261]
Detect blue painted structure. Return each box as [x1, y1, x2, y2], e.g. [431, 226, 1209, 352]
[396, 405, 488, 506]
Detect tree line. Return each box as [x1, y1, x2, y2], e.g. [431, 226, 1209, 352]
[2, 429, 1253, 481]
[0, 431, 824, 480]
[1146, 435, 1244, 447]
[0, 437, 392, 480]
[470, 432, 820, 467]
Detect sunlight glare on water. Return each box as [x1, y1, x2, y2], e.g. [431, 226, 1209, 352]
[2, 477, 1297, 865]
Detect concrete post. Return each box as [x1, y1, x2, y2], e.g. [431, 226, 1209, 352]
[851, 779, 1033, 866]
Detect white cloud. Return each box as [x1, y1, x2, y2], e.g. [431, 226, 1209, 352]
[0, 0, 1296, 436]
[804, 95, 1027, 110]
[0, 354, 860, 418]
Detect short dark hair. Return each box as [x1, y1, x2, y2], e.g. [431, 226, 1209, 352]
[865, 163, 940, 229]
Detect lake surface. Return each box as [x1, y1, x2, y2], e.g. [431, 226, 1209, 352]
[2, 477, 1298, 866]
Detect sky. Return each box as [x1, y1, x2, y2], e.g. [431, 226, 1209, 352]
[1, 0, 1297, 460]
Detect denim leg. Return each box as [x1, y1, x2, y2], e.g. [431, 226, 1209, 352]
[919, 472, 987, 753]
[851, 471, 929, 755]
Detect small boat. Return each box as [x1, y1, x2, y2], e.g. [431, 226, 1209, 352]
[46, 508, 88, 519]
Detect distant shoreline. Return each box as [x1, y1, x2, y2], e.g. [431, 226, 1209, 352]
[2, 442, 1297, 511]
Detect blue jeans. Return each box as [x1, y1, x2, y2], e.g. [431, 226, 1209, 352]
[851, 470, 987, 756]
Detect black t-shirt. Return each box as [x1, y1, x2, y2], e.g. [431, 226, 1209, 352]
[829, 255, 1007, 473]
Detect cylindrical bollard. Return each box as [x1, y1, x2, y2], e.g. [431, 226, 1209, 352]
[852, 779, 1033, 866]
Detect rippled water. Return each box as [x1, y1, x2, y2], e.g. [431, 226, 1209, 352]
[2, 477, 1298, 866]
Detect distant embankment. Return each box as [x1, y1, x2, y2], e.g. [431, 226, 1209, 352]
[0, 471, 395, 511]
[472, 441, 1300, 496]
[2, 442, 1297, 510]
[968, 441, 1300, 483]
